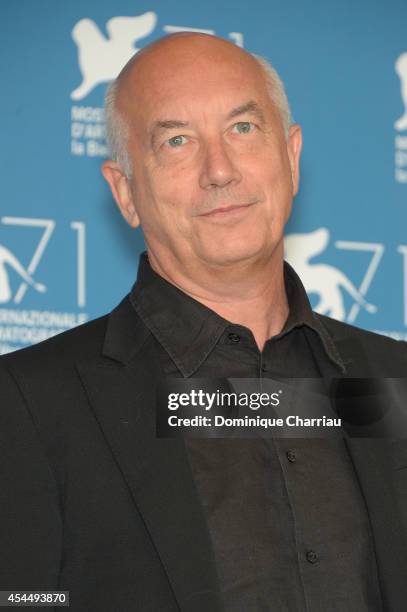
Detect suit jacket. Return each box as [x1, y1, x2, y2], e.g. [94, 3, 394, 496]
[1, 294, 407, 611]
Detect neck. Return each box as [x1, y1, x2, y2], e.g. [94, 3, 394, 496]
[147, 246, 289, 352]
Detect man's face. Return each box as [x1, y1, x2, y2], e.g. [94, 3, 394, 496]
[105, 36, 302, 269]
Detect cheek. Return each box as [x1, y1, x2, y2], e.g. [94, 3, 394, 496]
[261, 149, 293, 197]
[140, 176, 196, 239]
[129, 157, 197, 244]
[250, 157, 293, 225]
[148, 157, 188, 198]
[151, 165, 197, 215]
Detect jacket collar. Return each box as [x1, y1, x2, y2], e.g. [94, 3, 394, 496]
[102, 295, 150, 364]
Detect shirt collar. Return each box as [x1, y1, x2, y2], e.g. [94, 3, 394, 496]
[129, 252, 345, 376]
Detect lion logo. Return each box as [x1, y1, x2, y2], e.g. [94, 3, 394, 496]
[71, 12, 157, 100]
[285, 228, 377, 321]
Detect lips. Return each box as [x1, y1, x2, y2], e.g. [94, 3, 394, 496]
[200, 202, 255, 217]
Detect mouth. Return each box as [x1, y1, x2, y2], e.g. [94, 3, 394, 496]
[199, 201, 257, 219]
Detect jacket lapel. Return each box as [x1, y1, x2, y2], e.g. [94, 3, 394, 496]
[76, 297, 222, 612]
[318, 328, 407, 608]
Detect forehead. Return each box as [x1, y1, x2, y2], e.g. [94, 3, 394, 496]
[118, 39, 272, 125]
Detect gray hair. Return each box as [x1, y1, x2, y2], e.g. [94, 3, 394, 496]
[251, 54, 293, 137]
[104, 53, 293, 178]
[104, 80, 132, 177]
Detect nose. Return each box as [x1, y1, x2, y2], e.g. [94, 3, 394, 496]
[199, 138, 242, 190]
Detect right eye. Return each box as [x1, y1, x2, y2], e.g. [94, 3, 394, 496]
[167, 135, 187, 147]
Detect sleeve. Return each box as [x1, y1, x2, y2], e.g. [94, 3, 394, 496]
[0, 363, 62, 591]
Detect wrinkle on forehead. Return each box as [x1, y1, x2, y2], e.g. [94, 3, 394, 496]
[115, 33, 265, 116]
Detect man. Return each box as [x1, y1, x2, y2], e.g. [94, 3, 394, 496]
[1, 33, 407, 611]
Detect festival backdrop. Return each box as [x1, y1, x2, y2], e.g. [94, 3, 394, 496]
[1, 0, 406, 354]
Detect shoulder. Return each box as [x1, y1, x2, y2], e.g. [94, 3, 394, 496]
[315, 313, 407, 373]
[316, 313, 407, 351]
[0, 313, 114, 437]
[0, 313, 109, 378]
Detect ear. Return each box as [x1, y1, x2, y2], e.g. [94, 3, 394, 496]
[286, 124, 302, 196]
[101, 160, 140, 228]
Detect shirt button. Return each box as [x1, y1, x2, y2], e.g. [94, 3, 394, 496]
[306, 550, 318, 564]
[228, 332, 241, 343]
[286, 449, 296, 463]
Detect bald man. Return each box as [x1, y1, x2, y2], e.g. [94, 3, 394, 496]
[1, 34, 407, 612]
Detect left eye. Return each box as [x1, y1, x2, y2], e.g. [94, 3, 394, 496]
[232, 121, 255, 134]
[167, 135, 187, 147]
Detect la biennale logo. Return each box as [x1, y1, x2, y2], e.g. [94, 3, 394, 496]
[0, 243, 46, 304]
[394, 52, 407, 182]
[0, 217, 88, 355]
[71, 12, 157, 100]
[285, 228, 379, 323]
[395, 52, 407, 131]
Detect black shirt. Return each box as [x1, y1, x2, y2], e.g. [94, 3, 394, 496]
[130, 252, 382, 611]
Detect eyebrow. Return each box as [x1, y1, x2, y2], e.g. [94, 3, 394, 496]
[226, 100, 266, 123]
[150, 119, 188, 146]
[153, 119, 189, 131]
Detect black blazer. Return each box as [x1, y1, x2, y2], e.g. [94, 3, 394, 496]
[1, 295, 407, 611]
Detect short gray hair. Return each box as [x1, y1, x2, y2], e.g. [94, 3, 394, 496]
[104, 79, 132, 177]
[104, 53, 293, 177]
[251, 54, 293, 137]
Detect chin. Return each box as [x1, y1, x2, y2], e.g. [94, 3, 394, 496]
[198, 240, 272, 268]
